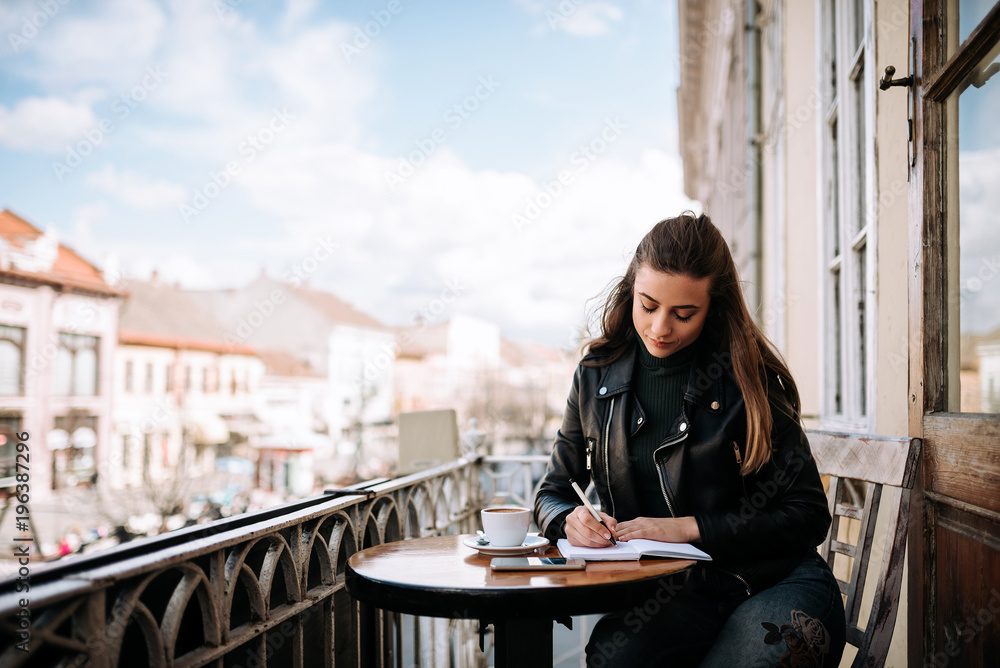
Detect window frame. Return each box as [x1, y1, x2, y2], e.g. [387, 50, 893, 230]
[55, 332, 100, 397]
[125, 359, 134, 393]
[818, 0, 878, 430]
[0, 324, 26, 396]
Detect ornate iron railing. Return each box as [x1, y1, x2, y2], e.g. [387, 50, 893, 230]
[0, 455, 564, 668]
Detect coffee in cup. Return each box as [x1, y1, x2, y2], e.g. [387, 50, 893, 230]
[480, 506, 531, 547]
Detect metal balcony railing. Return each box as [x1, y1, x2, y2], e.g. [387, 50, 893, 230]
[0, 455, 560, 668]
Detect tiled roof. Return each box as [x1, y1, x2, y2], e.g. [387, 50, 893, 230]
[256, 348, 323, 377]
[119, 329, 256, 355]
[0, 209, 120, 295]
[290, 281, 386, 330]
[191, 276, 387, 332]
[119, 278, 256, 355]
[395, 321, 449, 358]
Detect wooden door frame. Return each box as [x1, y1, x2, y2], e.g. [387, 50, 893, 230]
[908, 2, 1000, 665]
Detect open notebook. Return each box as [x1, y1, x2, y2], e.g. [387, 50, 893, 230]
[556, 538, 712, 562]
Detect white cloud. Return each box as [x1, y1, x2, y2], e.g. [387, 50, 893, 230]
[0, 96, 98, 151]
[129, 251, 224, 289]
[5, 0, 372, 161]
[0, 0, 685, 345]
[85, 164, 186, 209]
[959, 146, 1000, 334]
[227, 132, 694, 343]
[514, 0, 623, 37]
[558, 3, 623, 37]
[279, 0, 318, 33]
[11, 0, 166, 89]
[98, 130, 693, 344]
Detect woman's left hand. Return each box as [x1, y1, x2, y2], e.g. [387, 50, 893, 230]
[613, 516, 701, 543]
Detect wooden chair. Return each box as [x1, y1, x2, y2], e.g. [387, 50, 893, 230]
[805, 430, 922, 668]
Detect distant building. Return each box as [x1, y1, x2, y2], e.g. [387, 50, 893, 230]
[187, 275, 396, 451]
[252, 349, 330, 495]
[114, 277, 266, 490]
[395, 314, 501, 420]
[395, 314, 573, 453]
[0, 209, 122, 498]
[976, 336, 1000, 413]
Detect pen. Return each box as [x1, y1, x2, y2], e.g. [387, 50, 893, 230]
[569, 479, 617, 546]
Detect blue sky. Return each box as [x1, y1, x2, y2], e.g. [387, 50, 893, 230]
[0, 0, 695, 347]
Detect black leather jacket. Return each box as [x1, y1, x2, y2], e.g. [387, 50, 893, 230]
[535, 337, 831, 595]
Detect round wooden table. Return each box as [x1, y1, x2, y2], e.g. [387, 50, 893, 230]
[346, 534, 696, 668]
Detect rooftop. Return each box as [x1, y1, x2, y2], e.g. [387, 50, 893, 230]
[0, 209, 120, 296]
[119, 277, 256, 355]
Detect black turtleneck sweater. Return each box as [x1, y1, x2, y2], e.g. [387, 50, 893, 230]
[630, 335, 696, 517]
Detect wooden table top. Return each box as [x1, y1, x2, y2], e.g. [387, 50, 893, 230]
[346, 534, 696, 619]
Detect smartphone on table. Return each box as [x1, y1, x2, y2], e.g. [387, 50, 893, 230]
[490, 557, 586, 571]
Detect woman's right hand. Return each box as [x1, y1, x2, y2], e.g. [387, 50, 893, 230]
[564, 505, 618, 547]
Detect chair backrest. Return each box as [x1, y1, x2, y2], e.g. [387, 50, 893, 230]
[805, 430, 921, 668]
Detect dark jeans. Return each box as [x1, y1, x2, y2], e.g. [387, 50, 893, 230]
[586, 550, 846, 667]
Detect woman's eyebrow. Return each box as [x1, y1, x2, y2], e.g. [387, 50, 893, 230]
[638, 291, 701, 310]
[638, 291, 659, 304]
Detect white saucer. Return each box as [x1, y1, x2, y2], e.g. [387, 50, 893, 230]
[462, 534, 550, 556]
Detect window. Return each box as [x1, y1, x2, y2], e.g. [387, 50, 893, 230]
[51, 414, 97, 489]
[819, 0, 875, 426]
[951, 25, 1000, 412]
[0, 325, 25, 396]
[0, 414, 23, 477]
[143, 433, 152, 481]
[144, 362, 153, 393]
[120, 434, 130, 479]
[55, 333, 99, 396]
[184, 365, 192, 392]
[203, 366, 219, 393]
[165, 363, 173, 393]
[125, 360, 134, 393]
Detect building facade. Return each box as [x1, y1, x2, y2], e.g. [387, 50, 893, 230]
[188, 275, 396, 446]
[114, 278, 266, 492]
[677, 1, 1000, 665]
[395, 314, 574, 455]
[0, 210, 121, 498]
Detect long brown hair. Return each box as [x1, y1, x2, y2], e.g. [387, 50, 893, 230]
[584, 213, 799, 474]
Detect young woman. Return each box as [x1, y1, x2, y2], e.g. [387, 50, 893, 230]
[535, 214, 846, 667]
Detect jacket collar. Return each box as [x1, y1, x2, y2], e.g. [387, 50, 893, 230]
[592, 336, 727, 414]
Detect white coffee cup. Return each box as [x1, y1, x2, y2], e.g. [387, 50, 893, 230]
[480, 506, 531, 547]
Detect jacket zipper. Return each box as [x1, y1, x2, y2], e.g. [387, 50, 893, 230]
[732, 442, 742, 465]
[718, 566, 753, 596]
[652, 430, 688, 517]
[603, 396, 616, 517]
[586, 438, 595, 471]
